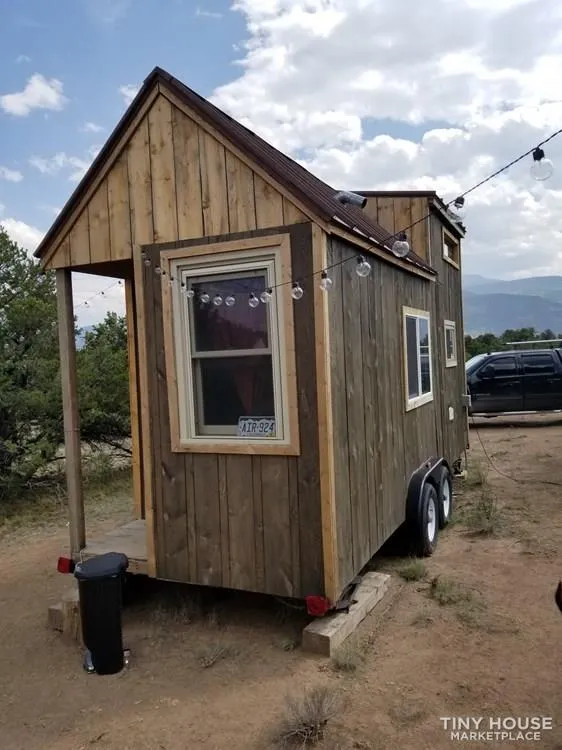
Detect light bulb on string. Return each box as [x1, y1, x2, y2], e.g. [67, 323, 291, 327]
[319, 271, 333, 291]
[260, 288, 273, 304]
[291, 282, 304, 300]
[356, 256, 372, 277]
[212, 294, 223, 306]
[451, 196, 466, 219]
[168, 276, 175, 287]
[185, 289, 195, 299]
[391, 232, 410, 258]
[225, 295, 236, 307]
[249, 293, 260, 308]
[200, 292, 210, 304]
[144, 257, 151, 267]
[154, 266, 162, 276]
[530, 147, 554, 181]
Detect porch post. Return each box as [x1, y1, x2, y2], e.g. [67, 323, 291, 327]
[55, 268, 85, 554]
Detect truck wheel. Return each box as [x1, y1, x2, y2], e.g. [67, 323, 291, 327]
[411, 482, 439, 557]
[436, 465, 453, 529]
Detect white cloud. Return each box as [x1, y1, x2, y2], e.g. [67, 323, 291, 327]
[1, 217, 44, 252]
[119, 84, 139, 106]
[16, 54, 31, 63]
[0, 73, 67, 116]
[81, 121, 104, 133]
[29, 145, 100, 183]
[195, 7, 223, 19]
[213, 0, 562, 279]
[0, 166, 23, 182]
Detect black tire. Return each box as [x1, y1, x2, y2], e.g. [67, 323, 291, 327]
[411, 482, 439, 557]
[436, 465, 453, 529]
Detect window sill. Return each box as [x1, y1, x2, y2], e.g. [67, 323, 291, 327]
[406, 392, 434, 412]
[443, 255, 460, 270]
[171, 436, 301, 456]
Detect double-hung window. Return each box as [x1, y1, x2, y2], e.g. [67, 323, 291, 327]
[403, 307, 433, 410]
[164, 235, 299, 455]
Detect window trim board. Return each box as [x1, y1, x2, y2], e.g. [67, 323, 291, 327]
[442, 226, 460, 269]
[159, 233, 300, 455]
[444, 319, 458, 368]
[403, 305, 434, 412]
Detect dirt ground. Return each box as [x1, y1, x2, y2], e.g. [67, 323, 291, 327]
[1, 416, 562, 750]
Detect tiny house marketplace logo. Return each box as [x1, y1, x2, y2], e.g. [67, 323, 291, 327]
[440, 716, 554, 742]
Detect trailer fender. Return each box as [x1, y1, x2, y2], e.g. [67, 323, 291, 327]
[405, 456, 448, 525]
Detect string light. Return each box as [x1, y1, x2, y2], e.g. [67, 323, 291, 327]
[319, 271, 333, 291]
[200, 292, 210, 304]
[212, 294, 223, 306]
[225, 295, 236, 307]
[451, 196, 466, 218]
[530, 147, 554, 181]
[260, 288, 273, 304]
[355, 256, 372, 277]
[290, 282, 304, 300]
[391, 232, 410, 258]
[248, 293, 260, 308]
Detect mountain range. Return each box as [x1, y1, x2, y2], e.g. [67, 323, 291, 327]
[462, 275, 562, 335]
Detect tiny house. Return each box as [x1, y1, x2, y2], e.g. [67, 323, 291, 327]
[35, 67, 468, 607]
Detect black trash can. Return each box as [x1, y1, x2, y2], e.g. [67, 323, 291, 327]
[74, 552, 129, 675]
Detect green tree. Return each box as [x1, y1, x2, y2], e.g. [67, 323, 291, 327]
[0, 225, 62, 500]
[77, 312, 130, 450]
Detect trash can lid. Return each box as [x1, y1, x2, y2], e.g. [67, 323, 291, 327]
[74, 552, 129, 581]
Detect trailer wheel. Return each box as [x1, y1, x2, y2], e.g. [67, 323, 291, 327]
[412, 482, 439, 557]
[436, 465, 453, 529]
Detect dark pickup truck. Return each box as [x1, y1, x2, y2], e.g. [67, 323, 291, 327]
[466, 348, 562, 415]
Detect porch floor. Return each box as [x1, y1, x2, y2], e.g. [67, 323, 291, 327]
[75, 519, 148, 575]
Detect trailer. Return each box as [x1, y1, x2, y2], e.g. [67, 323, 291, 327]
[35, 67, 468, 616]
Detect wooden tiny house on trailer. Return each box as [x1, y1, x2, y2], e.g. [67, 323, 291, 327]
[36, 67, 468, 607]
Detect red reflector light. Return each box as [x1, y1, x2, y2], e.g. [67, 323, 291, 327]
[57, 557, 75, 574]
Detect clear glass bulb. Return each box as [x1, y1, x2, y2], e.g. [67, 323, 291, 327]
[144, 258, 151, 267]
[200, 292, 210, 304]
[530, 154, 554, 181]
[249, 293, 260, 308]
[319, 272, 333, 291]
[225, 295, 236, 307]
[168, 277, 175, 287]
[391, 238, 410, 258]
[291, 282, 304, 300]
[452, 196, 466, 218]
[154, 266, 162, 276]
[185, 289, 194, 299]
[212, 294, 223, 306]
[356, 256, 372, 277]
[260, 288, 273, 303]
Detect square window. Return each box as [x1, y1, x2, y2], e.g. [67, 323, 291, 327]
[443, 229, 460, 267]
[444, 320, 457, 367]
[403, 308, 433, 410]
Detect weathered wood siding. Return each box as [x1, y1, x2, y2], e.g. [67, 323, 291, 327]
[429, 214, 468, 463]
[47, 93, 309, 268]
[360, 195, 430, 263]
[328, 236, 441, 590]
[142, 224, 323, 598]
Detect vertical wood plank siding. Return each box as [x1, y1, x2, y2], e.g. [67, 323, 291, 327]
[328, 234, 464, 591]
[143, 224, 323, 598]
[48, 95, 309, 267]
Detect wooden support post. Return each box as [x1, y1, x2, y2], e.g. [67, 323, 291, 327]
[56, 269, 85, 554]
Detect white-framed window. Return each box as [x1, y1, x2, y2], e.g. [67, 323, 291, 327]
[444, 319, 457, 367]
[165, 236, 299, 454]
[403, 306, 433, 411]
[442, 228, 460, 268]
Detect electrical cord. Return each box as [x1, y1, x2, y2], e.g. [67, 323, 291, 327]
[469, 414, 562, 487]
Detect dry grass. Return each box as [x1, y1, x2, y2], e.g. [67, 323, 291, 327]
[197, 640, 238, 669]
[272, 685, 341, 747]
[396, 559, 427, 582]
[463, 486, 505, 535]
[330, 638, 365, 673]
[464, 460, 487, 488]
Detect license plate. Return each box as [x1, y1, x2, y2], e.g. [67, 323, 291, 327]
[237, 417, 276, 438]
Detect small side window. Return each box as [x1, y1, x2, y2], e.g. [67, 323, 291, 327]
[442, 228, 460, 267]
[444, 320, 457, 367]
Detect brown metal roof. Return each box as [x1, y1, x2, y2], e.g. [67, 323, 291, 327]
[34, 67, 435, 274]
